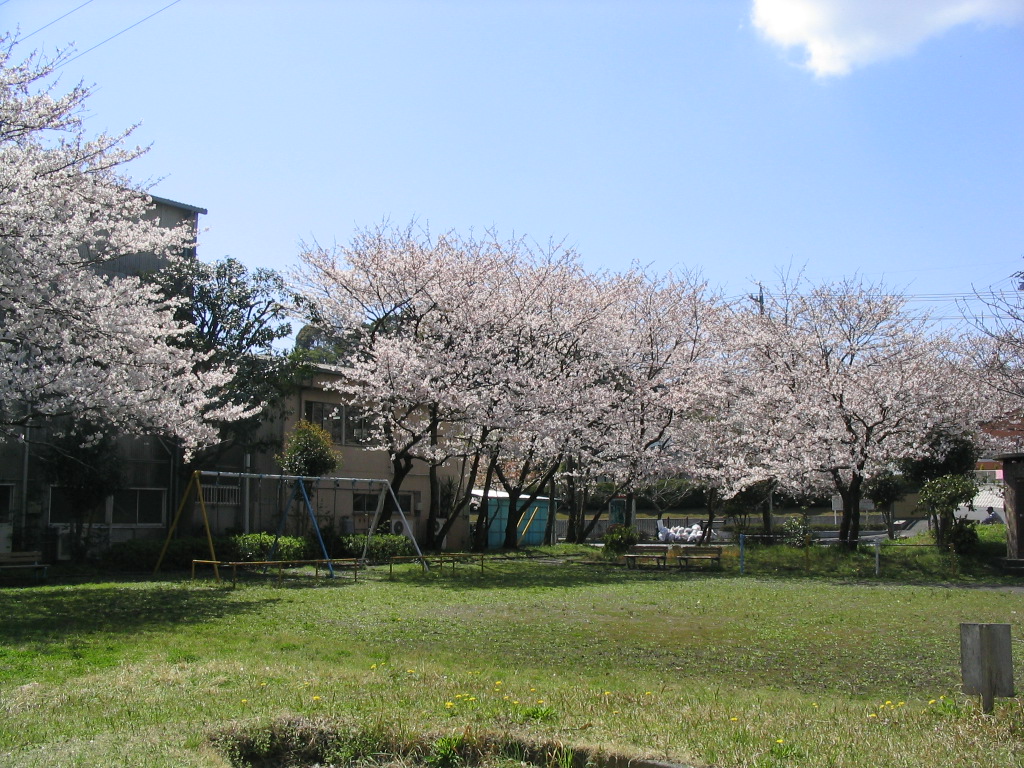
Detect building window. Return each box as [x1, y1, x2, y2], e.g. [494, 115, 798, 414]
[49, 487, 165, 526]
[304, 401, 346, 444]
[353, 491, 418, 516]
[345, 408, 372, 445]
[0, 484, 12, 521]
[112, 488, 165, 525]
[305, 401, 372, 445]
[48, 487, 79, 525]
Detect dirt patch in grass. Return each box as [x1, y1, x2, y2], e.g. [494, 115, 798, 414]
[211, 716, 695, 768]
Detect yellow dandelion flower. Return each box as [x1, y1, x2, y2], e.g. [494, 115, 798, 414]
[603, 691, 612, 696]
[885, 701, 892, 706]
[241, 699, 248, 704]
[536, 699, 544, 704]
[503, 695, 510, 700]
[495, 681, 503, 686]
[897, 702, 905, 707]
[776, 739, 784, 744]
[868, 713, 878, 718]
[312, 695, 321, 701]
[371, 664, 377, 669]
[645, 691, 652, 696]
[445, 702, 455, 708]
[407, 669, 415, 674]
[928, 699, 937, 705]
[468, 696, 477, 702]
[613, 710, 620, 714]
[730, 717, 738, 722]
[260, 682, 267, 687]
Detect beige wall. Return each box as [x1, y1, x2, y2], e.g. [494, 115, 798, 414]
[236, 370, 460, 548]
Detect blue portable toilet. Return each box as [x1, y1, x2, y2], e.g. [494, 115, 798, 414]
[472, 490, 551, 549]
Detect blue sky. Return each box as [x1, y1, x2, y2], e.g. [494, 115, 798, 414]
[4, 0, 1023, 320]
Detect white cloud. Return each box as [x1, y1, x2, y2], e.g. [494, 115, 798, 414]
[752, 0, 1024, 76]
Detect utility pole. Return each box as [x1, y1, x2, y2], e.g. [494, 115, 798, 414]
[750, 282, 765, 315]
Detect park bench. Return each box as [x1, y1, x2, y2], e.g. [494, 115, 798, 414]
[672, 545, 723, 570]
[0, 551, 49, 582]
[624, 546, 668, 569]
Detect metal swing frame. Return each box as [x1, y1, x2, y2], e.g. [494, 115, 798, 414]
[154, 470, 428, 580]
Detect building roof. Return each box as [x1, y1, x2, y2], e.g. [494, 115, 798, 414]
[150, 194, 208, 215]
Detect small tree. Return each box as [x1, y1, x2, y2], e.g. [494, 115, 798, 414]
[918, 474, 978, 550]
[864, 471, 905, 540]
[276, 421, 339, 477]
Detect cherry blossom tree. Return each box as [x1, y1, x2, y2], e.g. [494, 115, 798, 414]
[563, 269, 726, 541]
[961, 274, 1024, 449]
[0, 37, 241, 451]
[295, 224, 743, 549]
[294, 224, 603, 547]
[729, 276, 989, 546]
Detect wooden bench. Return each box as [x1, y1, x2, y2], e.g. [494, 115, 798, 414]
[0, 551, 49, 581]
[624, 549, 668, 569]
[672, 546, 723, 570]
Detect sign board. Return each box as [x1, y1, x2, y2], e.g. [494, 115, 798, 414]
[961, 623, 1014, 713]
[830, 495, 875, 512]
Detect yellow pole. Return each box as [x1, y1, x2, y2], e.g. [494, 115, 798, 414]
[517, 505, 541, 547]
[155, 472, 199, 576]
[194, 478, 220, 583]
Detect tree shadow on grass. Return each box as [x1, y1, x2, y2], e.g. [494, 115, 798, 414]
[0, 581, 277, 646]
[372, 559, 733, 591]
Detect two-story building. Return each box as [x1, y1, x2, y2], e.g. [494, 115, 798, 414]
[0, 198, 465, 560]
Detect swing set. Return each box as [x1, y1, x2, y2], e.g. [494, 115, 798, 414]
[153, 470, 428, 581]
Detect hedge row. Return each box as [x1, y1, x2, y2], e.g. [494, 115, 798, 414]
[100, 532, 417, 571]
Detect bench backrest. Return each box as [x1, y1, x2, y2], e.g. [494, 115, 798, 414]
[0, 551, 43, 563]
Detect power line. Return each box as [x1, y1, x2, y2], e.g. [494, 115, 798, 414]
[55, 0, 184, 69]
[22, 0, 97, 41]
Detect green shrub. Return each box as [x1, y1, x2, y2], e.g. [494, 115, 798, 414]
[230, 533, 309, 561]
[781, 516, 811, 547]
[99, 537, 217, 571]
[99, 534, 312, 571]
[602, 524, 640, 556]
[276, 420, 340, 477]
[948, 517, 980, 555]
[333, 533, 416, 562]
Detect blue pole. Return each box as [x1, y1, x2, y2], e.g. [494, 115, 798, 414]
[299, 478, 335, 578]
[739, 534, 746, 575]
[267, 479, 302, 568]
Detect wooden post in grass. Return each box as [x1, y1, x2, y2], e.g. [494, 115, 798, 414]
[960, 623, 1014, 713]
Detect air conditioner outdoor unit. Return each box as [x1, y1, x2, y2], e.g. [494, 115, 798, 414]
[390, 518, 409, 537]
[51, 525, 73, 561]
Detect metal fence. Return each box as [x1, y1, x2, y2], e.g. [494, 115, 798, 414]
[554, 513, 890, 543]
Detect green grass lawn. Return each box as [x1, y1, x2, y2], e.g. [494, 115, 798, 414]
[1, 552, 1023, 768]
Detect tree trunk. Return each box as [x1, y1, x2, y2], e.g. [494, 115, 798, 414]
[838, 473, 863, 548]
[471, 453, 499, 551]
[544, 475, 558, 545]
[702, 492, 720, 544]
[761, 497, 772, 534]
[884, 502, 896, 540]
[502, 489, 523, 550]
[425, 409, 441, 549]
